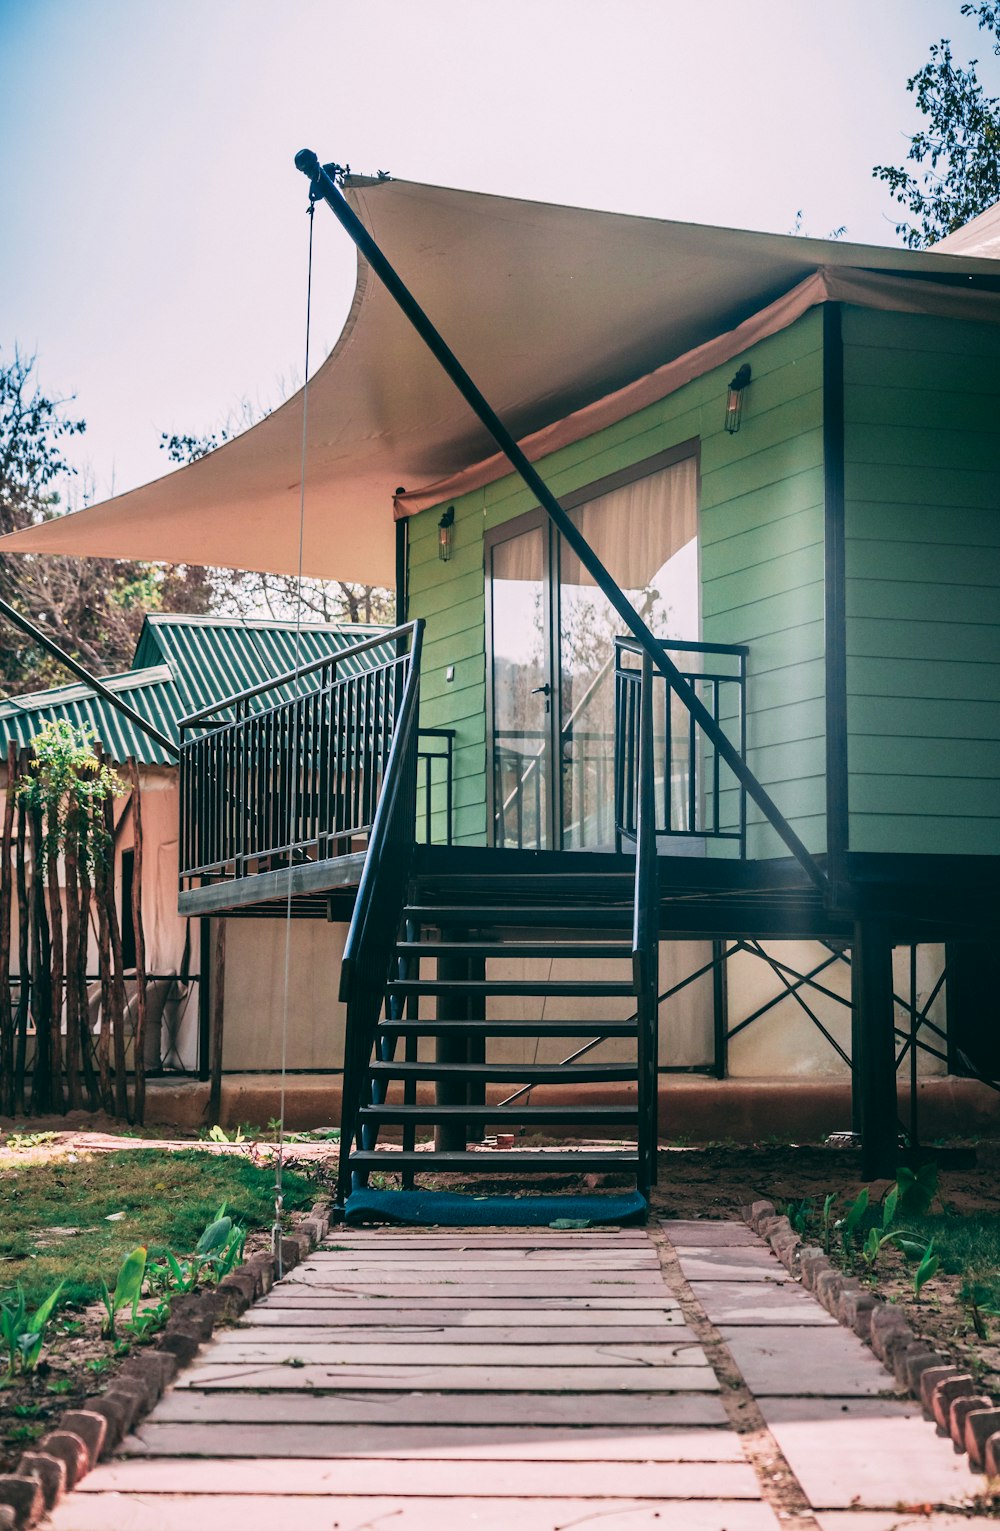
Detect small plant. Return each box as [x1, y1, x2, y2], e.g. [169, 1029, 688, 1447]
[0, 1281, 65, 1382]
[206, 1124, 245, 1144]
[785, 1197, 813, 1236]
[837, 1187, 869, 1253]
[148, 1204, 245, 1295]
[914, 1239, 940, 1299]
[4, 1131, 59, 1151]
[895, 1163, 939, 1217]
[124, 1298, 170, 1340]
[100, 1246, 147, 1339]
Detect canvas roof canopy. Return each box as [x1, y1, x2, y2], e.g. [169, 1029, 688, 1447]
[4, 179, 1000, 586]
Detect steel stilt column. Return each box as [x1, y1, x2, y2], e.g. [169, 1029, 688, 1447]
[852, 920, 898, 1178]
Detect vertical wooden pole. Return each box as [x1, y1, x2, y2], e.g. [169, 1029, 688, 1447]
[77, 852, 98, 1110]
[45, 815, 66, 1115]
[28, 802, 54, 1114]
[853, 919, 899, 1180]
[127, 760, 147, 1126]
[62, 800, 83, 1111]
[102, 791, 128, 1119]
[0, 744, 16, 1115]
[14, 781, 29, 1114]
[208, 919, 226, 1126]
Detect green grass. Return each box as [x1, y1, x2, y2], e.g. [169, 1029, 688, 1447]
[904, 1211, 1000, 1308]
[0, 1148, 315, 1308]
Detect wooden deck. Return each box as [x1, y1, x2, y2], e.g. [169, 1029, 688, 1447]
[47, 1221, 986, 1529]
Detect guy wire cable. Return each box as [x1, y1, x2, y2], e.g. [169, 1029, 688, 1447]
[274, 188, 317, 1277]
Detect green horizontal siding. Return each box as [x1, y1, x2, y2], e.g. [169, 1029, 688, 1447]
[408, 307, 827, 853]
[843, 305, 1000, 856]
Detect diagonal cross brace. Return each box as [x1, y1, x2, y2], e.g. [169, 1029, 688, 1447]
[295, 150, 827, 892]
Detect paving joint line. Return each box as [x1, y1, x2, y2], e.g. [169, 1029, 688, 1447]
[648, 1217, 821, 1531]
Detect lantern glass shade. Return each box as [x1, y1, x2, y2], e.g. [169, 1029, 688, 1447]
[438, 506, 455, 562]
[724, 363, 752, 434]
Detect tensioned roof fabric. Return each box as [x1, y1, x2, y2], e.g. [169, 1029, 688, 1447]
[3, 179, 1000, 585]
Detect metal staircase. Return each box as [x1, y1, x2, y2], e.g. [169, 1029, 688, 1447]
[344, 865, 653, 1199]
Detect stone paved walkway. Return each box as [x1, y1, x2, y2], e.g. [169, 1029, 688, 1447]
[46, 1219, 990, 1530]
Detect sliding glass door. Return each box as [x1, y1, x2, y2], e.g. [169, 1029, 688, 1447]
[487, 447, 699, 851]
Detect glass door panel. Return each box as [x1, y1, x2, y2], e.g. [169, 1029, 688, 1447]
[558, 456, 699, 850]
[489, 523, 553, 848]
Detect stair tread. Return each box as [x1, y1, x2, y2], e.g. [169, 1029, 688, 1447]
[386, 979, 636, 997]
[395, 942, 633, 959]
[348, 1149, 641, 1169]
[404, 906, 633, 926]
[368, 1061, 638, 1081]
[377, 1019, 638, 1036]
[357, 1105, 636, 1122]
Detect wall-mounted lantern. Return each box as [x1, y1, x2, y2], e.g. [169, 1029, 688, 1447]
[438, 505, 455, 562]
[724, 364, 752, 434]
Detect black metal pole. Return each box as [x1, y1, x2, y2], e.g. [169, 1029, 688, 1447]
[853, 919, 898, 1178]
[293, 150, 827, 895]
[0, 597, 178, 758]
[198, 917, 211, 1081]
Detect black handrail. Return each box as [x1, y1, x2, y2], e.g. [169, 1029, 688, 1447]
[295, 151, 826, 894]
[336, 619, 425, 1203]
[178, 624, 420, 885]
[632, 651, 659, 1201]
[178, 625, 400, 732]
[615, 636, 747, 850]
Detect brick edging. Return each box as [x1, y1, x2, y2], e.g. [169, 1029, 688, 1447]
[740, 1199, 1000, 1482]
[0, 1203, 331, 1529]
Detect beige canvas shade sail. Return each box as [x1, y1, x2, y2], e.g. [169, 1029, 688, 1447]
[3, 179, 998, 585]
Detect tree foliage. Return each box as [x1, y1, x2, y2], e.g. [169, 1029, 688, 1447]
[15, 720, 121, 871]
[0, 349, 213, 697]
[874, 2, 1000, 247]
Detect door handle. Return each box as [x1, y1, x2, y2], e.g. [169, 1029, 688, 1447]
[530, 684, 552, 696]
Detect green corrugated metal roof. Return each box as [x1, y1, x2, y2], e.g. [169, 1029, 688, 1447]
[0, 614, 389, 766]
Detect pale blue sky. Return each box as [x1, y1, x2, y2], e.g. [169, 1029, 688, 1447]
[2, 0, 993, 504]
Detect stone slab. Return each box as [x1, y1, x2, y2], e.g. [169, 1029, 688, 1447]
[150, 1389, 731, 1427]
[50, 1496, 784, 1531]
[198, 1339, 705, 1367]
[123, 1422, 744, 1461]
[282, 1277, 665, 1296]
[227, 1323, 687, 1344]
[761, 1396, 985, 1508]
[76, 1457, 760, 1498]
[177, 1362, 720, 1392]
[299, 1259, 661, 1274]
[312, 1251, 661, 1265]
[243, 1308, 686, 1330]
[817, 1516, 999, 1531]
[262, 1291, 677, 1310]
[675, 1249, 792, 1282]
[720, 1326, 900, 1397]
[661, 1221, 761, 1246]
[689, 1281, 836, 1327]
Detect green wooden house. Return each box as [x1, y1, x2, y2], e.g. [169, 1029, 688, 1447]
[6, 173, 999, 1217]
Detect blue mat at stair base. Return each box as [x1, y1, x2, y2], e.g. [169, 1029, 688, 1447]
[343, 1188, 647, 1227]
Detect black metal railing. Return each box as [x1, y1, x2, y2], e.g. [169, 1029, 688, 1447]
[632, 650, 659, 1200]
[615, 637, 748, 855]
[416, 728, 455, 847]
[337, 620, 425, 1203]
[178, 624, 431, 886]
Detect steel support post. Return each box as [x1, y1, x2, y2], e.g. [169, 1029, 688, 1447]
[852, 920, 898, 1178]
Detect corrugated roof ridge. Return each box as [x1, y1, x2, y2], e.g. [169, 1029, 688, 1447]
[0, 664, 174, 717]
[143, 612, 388, 635]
